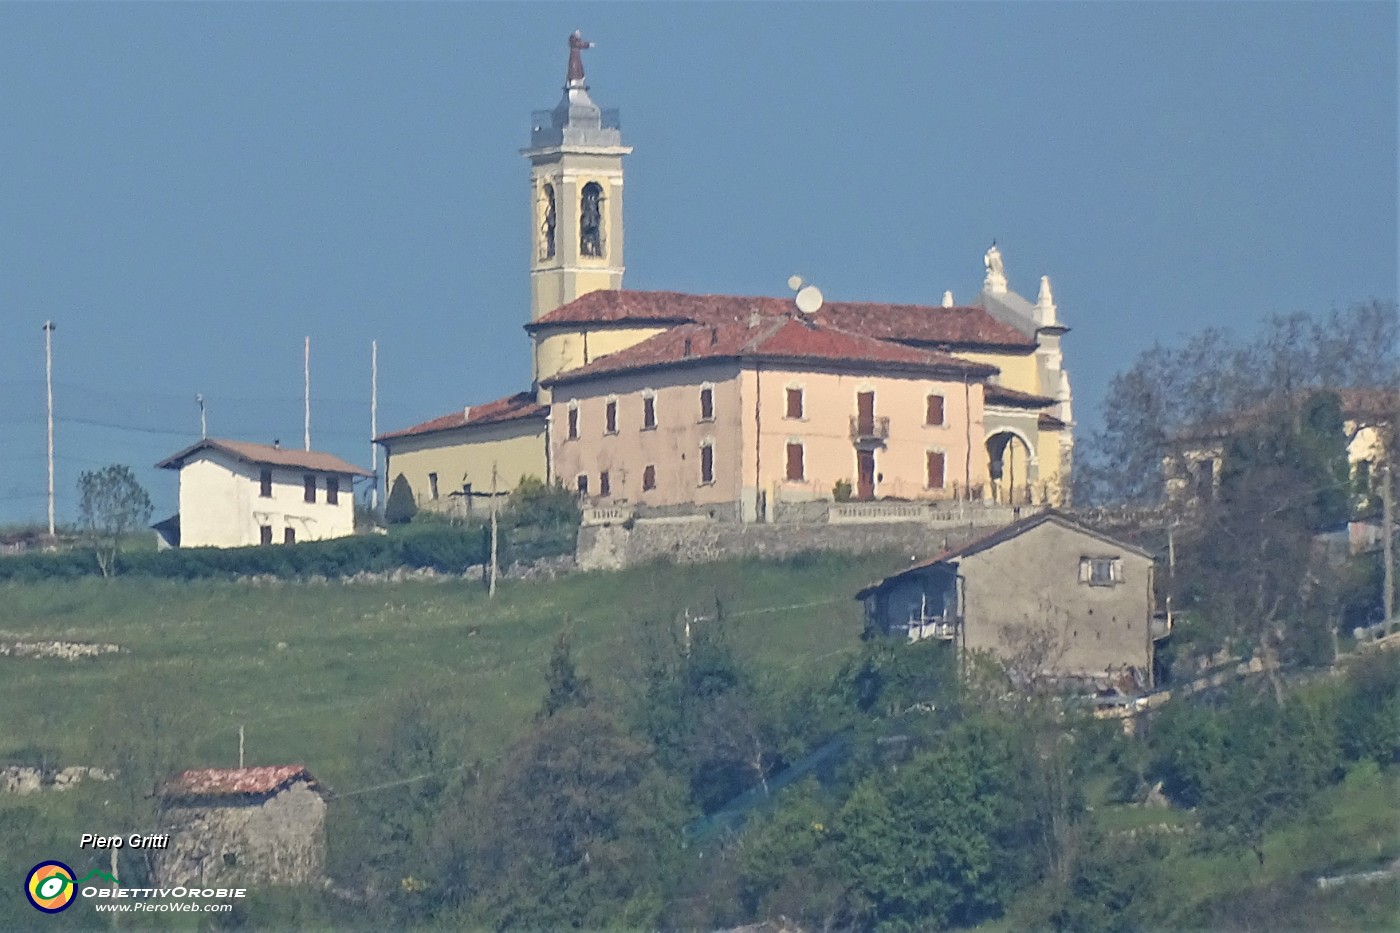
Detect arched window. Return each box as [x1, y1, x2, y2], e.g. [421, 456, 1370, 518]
[580, 182, 603, 257]
[540, 183, 556, 259]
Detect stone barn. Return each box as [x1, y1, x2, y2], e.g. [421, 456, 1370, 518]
[154, 765, 326, 888]
[856, 511, 1163, 687]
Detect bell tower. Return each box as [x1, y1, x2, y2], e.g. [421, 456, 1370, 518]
[523, 32, 631, 326]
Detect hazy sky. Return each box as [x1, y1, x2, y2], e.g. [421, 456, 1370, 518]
[0, 2, 1395, 525]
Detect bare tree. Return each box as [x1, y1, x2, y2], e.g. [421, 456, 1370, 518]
[77, 465, 153, 577]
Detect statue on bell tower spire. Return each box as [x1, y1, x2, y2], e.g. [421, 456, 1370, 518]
[567, 30, 593, 86]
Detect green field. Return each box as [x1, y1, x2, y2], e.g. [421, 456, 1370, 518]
[0, 552, 889, 790]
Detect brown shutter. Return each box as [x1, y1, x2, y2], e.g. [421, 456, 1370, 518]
[786, 388, 803, 419]
[700, 444, 714, 483]
[927, 394, 945, 426]
[643, 465, 656, 491]
[927, 451, 945, 489]
[786, 443, 804, 481]
[568, 407, 579, 439]
[643, 396, 656, 428]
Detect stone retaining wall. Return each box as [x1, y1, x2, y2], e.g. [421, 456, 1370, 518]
[577, 516, 1017, 572]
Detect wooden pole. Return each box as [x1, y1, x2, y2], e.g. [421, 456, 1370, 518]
[488, 462, 499, 598]
[303, 336, 311, 451]
[1383, 463, 1394, 623]
[43, 321, 55, 538]
[370, 340, 379, 511]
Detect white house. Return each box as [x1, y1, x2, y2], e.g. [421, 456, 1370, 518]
[155, 439, 372, 548]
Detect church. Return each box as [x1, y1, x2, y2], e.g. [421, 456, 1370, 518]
[375, 33, 1075, 521]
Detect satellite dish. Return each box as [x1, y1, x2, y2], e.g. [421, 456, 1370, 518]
[795, 285, 824, 315]
[787, 275, 804, 292]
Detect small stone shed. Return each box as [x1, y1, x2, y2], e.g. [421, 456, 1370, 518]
[154, 765, 326, 888]
[856, 511, 1161, 686]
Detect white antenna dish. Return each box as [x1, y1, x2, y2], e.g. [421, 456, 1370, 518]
[787, 275, 804, 292]
[795, 285, 824, 315]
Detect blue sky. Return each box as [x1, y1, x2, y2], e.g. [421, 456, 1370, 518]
[0, 2, 1395, 525]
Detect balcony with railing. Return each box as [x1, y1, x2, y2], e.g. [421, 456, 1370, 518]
[894, 611, 961, 643]
[849, 415, 890, 445]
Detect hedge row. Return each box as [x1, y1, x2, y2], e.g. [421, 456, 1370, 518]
[0, 522, 577, 584]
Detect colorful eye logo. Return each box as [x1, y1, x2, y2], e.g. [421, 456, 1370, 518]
[26, 861, 76, 913]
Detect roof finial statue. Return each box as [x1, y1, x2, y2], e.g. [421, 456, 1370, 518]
[983, 240, 1007, 294]
[1035, 275, 1059, 326]
[567, 30, 593, 87]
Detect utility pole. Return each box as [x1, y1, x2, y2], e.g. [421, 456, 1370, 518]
[370, 340, 379, 511]
[489, 462, 499, 598]
[43, 321, 55, 538]
[197, 394, 207, 439]
[1383, 463, 1394, 623]
[303, 336, 311, 451]
[238, 725, 245, 769]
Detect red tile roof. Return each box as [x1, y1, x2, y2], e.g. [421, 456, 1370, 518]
[375, 391, 547, 443]
[986, 384, 1058, 408]
[156, 439, 372, 477]
[161, 765, 318, 799]
[543, 317, 1000, 386]
[526, 290, 1037, 350]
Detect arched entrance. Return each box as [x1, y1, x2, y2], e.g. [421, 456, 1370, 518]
[986, 430, 1037, 505]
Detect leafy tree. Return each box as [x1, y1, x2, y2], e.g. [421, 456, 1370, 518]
[77, 464, 152, 576]
[471, 706, 688, 930]
[504, 475, 580, 528]
[833, 716, 1037, 931]
[1078, 300, 1398, 505]
[1337, 652, 1400, 767]
[385, 472, 417, 524]
[538, 626, 591, 719]
[736, 780, 842, 925]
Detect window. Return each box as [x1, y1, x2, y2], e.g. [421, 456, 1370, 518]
[605, 399, 618, 434]
[326, 477, 339, 505]
[642, 393, 657, 430]
[786, 387, 804, 420]
[303, 474, 316, 504]
[259, 525, 273, 545]
[259, 469, 272, 498]
[700, 442, 715, 485]
[927, 450, 946, 489]
[699, 386, 714, 421]
[223, 853, 237, 868]
[580, 182, 603, 257]
[284, 527, 296, 545]
[540, 182, 556, 259]
[576, 474, 589, 496]
[926, 393, 945, 426]
[567, 404, 579, 440]
[1079, 557, 1124, 587]
[642, 464, 657, 491]
[785, 442, 805, 482]
[599, 471, 611, 497]
[428, 472, 440, 500]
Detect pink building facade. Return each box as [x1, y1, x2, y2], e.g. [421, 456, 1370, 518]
[546, 317, 994, 520]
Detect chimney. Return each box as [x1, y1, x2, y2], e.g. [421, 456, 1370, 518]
[273, 439, 281, 449]
[942, 290, 954, 308]
[463, 405, 472, 422]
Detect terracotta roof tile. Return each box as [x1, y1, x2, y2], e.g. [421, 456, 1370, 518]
[156, 439, 372, 477]
[543, 317, 999, 386]
[986, 384, 1058, 408]
[527, 290, 1037, 350]
[375, 391, 547, 443]
[161, 765, 317, 799]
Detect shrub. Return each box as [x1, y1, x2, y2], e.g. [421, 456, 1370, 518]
[385, 473, 418, 525]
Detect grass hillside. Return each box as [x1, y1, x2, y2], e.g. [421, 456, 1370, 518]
[0, 552, 891, 789]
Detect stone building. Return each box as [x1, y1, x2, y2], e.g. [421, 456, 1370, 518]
[377, 33, 1076, 517]
[154, 765, 326, 889]
[857, 511, 1161, 686]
